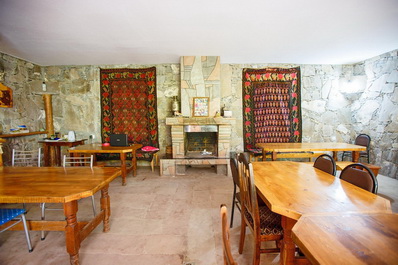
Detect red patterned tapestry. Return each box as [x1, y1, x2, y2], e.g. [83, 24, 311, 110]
[242, 67, 301, 152]
[100, 67, 158, 160]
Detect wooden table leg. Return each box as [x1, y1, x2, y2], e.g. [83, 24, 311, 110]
[64, 200, 80, 265]
[332, 151, 338, 161]
[55, 146, 62, 166]
[49, 146, 57, 166]
[281, 216, 297, 265]
[120, 153, 127, 186]
[100, 185, 111, 232]
[352, 151, 360, 162]
[272, 151, 278, 161]
[132, 150, 137, 176]
[43, 144, 50, 166]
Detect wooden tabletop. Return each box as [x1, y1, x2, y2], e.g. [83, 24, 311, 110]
[68, 143, 142, 153]
[256, 142, 366, 152]
[252, 161, 391, 220]
[0, 166, 121, 203]
[38, 139, 87, 146]
[292, 213, 398, 265]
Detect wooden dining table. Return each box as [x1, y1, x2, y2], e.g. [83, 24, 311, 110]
[0, 166, 121, 265]
[291, 213, 398, 265]
[252, 161, 392, 265]
[256, 142, 367, 162]
[39, 138, 87, 166]
[68, 143, 142, 186]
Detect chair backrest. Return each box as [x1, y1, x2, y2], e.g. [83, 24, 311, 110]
[11, 148, 41, 167]
[63, 155, 93, 168]
[220, 204, 238, 265]
[230, 155, 240, 188]
[355, 134, 371, 149]
[237, 153, 259, 233]
[313, 154, 336, 176]
[340, 163, 378, 194]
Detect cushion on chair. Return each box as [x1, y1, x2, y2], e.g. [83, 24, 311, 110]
[243, 206, 283, 236]
[141, 146, 160, 152]
[0, 208, 26, 225]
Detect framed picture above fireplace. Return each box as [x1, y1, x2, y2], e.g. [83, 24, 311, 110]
[193, 97, 209, 117]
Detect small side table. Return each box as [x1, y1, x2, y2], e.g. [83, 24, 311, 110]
[39, 139, 87, 166]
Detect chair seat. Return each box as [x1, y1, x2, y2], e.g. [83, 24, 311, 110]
[0, 208, 26, 225]
[244, 206, 283, 236]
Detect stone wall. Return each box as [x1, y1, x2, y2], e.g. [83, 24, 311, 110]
[1, 50, 397, 178]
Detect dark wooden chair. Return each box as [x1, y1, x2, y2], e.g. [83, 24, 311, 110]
[237, 153, 283, 265]
[340, 163, 378, 194]
[220, 204, 238, 265]
[313, 154, 336, 176]
[229, 155, 241, 228]
[342, 134, 371, 163]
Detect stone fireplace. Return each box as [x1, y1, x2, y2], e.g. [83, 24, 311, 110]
[160, 56, 236, 176]
[161, 117, 235, 176]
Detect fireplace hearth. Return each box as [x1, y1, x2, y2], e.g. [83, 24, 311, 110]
[161, 117, 235, 176]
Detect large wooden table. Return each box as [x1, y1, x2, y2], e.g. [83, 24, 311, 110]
[256, 142, 366, 162]
[0, 166, 121, 265]
[291, 213, 398, 265]
[68, 143, 142, 186]
[39, 139, 87, 166]
[252, 161, 391, 265]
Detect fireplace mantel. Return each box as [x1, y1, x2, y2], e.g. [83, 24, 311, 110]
[166, 117, 236, 126]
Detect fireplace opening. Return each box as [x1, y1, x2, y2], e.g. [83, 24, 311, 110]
[184, 125, 218, 158]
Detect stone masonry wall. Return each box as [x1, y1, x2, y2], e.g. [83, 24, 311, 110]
[1, 50, 397, 178]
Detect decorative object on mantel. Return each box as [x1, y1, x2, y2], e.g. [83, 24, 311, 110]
[193, 97, 210, 117]
[171, 96, 179, 116]
[242, 67, 302, 152]
[0, 83, 13, 108]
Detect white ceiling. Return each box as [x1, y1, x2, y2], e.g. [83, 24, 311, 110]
[0, 0, 397, 66]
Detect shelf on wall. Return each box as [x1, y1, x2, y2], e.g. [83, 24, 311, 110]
[0, 131, 48, 138]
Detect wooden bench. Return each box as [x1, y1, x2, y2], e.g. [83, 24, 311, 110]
[335, 161, 381, 177]
[250, 152, 325, 162]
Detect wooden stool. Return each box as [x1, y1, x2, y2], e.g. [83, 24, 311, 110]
[150, 152, 159, 172]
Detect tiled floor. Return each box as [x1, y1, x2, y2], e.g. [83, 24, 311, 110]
[0, 166, 397, 265]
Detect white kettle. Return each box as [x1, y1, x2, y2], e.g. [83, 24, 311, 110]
[68, 131, 76, 142]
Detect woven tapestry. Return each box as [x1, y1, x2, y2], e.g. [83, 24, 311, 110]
[242, 67, 302, 152]
[100, 67, 158, 160]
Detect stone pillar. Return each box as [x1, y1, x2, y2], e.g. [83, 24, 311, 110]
[171, 125, 184, 158]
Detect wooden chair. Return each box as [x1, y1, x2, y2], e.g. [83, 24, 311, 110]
[342, 134, 371, 163]
[229, 155, 241, 228]
[340, 163, 378, 194]
[40, 155, 96, 240]
[0, 208, 33, 252]
[238, 153, 283, 265]
[12, 148, 41, 167]
[220, 204, 238, 265]
[313, 154, 336, 176]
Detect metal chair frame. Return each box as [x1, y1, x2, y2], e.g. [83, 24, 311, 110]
[342, 134, 371, 163]
[0, 208, 33, 252]
[41, 155, 96, 240]
[12, 148, 41, 167]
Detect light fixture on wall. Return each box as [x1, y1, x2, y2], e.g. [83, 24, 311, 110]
[40, 68, 47, 91]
